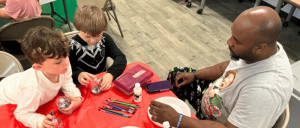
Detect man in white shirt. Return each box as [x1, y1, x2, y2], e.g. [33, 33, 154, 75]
[0, 26, 82, 128]
[149, 6, 293, 128]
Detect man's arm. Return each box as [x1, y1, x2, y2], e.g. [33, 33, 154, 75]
[179, 116, 237, 128]
[150, 83, 280, 128]
[175, 61, 229, 87]
[149, 100, 237, 128]
[196, 61, 230, 81]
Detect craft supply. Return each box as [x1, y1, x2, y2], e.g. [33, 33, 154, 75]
[102, 108, 129, 116]
[109, 98, 140, 108]
[163, 121, 171, 128]
[114, 64, 153, 95]
[56, 96, 71, 110]
[102, 106, 121, 111]
[50, 110, 64, 128]
[91, 77, 101, 95]
[106, 101, 136, 110]
[50, 110, 54, 116]
[103, 101, 134, 113]
[134, 83, 142, 102]
[104, 103, 136, 114]
[100, 110, 131, 118]
[99, 98, 141, 118]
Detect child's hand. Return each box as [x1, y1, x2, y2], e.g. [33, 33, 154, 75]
[42, 114, 56, 128]
[97, 73, 113, 91]
[78, 72, 95, 85]
[59, 95, 82, 115]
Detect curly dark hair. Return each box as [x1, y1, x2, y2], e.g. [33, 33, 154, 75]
[21, 26, 69, 64]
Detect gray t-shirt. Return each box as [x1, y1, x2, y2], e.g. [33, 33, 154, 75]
[201, 42, 293, 128]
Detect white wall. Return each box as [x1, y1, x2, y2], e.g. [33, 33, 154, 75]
[263, 0, 300, 19]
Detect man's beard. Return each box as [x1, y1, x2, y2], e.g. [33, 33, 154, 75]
[230, 49, 240, 61]
[229, 47, 255, 61]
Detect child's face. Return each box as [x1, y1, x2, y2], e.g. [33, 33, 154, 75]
[79, 31, 103, 45]
[33, 56, 70, 75]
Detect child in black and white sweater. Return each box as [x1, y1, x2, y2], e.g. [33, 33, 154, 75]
[69, 4, 127, 90]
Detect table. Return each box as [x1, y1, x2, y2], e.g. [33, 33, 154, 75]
[41, 0, 73, 31]
[0, 62, 197, 128]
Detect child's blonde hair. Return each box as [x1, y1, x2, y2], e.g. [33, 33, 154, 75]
[73, 4, 107, 37]
[21, 26, 69, 64]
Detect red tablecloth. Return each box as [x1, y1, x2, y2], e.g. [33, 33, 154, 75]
[0, 62, 197, 128]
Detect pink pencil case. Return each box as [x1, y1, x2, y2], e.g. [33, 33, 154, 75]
[114, 64, 153, 96]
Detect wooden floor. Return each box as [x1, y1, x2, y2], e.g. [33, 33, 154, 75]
[74, 0, 300, 80]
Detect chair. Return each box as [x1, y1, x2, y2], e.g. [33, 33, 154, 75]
[0, 16, 55, 70]
[106, 57, 114, 70]
[0, 16, 55, 44]
[77, 0, 124, 38]
[186, 0, 258, 14]
[273, 104, 290, 128]
[274, 0, 300, 35]
[0, 51, 24, 81]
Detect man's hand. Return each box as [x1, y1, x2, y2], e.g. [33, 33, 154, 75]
[42, 114, 56, 128]
[59, 95, 82, 115]
[78, 72, 95, 85]
[149, 100, 180, 127]
[97, 73, 113, 91]
[175, 72, 194, 87]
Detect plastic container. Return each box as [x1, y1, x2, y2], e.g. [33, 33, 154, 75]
[114, 64, 153, 96]
[91, 78, 101, 95]
[163, 121, 171, 128]
[134, 83, 142, 102]
[52, 118, 64, 128]
[56, 96, 71, 110]
[50, 110, 64, 128]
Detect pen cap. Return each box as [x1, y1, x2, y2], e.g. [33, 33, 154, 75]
[163, 121, 170, 128]
[135, 83, 140, 87]
[50, 110, 54, 116]
[134, 83, 142, 94]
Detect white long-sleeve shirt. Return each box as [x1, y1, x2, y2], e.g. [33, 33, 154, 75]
[0, 64, 81, 128]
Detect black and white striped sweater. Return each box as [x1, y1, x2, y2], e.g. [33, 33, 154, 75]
[69, 33, 127, 85]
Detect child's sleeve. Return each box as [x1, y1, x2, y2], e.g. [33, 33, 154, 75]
[14, 87, 45, 128]
[61, 62, 82, 98]
[69, 40, 83, 85]
[104, 33, 127, 79]
[4, 0, 21, 20]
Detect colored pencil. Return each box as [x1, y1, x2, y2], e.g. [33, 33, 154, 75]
[108, 98, 140, 108]
[100, 110, 131, 118]
[102, 108, 128, 116]
[102, 106, 121, 111]
[103, 101, 128, 112]
[106, 101, 136, 110]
